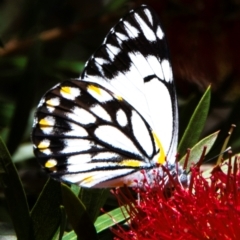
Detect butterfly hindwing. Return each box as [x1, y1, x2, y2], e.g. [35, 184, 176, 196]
[32, 4, 178, 187]
[32, 80, 159, 187]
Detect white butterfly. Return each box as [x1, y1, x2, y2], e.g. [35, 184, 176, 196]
[32, 4, 179, 188]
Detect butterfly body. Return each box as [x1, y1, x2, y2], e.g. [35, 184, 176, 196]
[32, 5, 179, 188]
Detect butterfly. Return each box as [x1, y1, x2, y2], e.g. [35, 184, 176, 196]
[32, 4, 180, 188]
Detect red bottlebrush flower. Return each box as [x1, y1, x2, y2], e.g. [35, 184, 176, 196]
[113, 158, 240, 240]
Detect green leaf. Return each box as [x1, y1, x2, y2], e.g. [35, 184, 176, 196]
[178, 86, 211, 157]
[178, 94, 201, 140]
[0, 222, 16, 239]
[51, 229, 60, 240]
[70, 184, 81, 196]
[179, 131, 219, 171]
[95, 206, 129, 233]
[78, 188, 109, 222]
[61, 206, 129, 239]
[12, 142, 34, 163]
[30, 178, 62, 240]
[62, 231, 77, 240]
[0, 137, 31, 240]
[50, 206, 66, 240]
[61, 183, 97, 240]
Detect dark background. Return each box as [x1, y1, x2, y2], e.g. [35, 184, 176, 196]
[0, 0, 240, 227]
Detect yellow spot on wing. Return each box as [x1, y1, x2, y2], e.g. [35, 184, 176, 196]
[46, 99, 57, 106]
[45, 159, 57, 168]
[120, 160, 141, 167]
[61, 86, 72, 94]
[82, 176, 94, 184]
[152, 131, 166, 164]
[46, 99, 53, 106]
[38, 140, 50, 149]
[88, 85, 101, 95]
[114, 94, 123, 101]
[39, 118, 51, 126]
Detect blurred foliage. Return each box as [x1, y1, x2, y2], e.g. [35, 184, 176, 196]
[0, 0, 240, 239]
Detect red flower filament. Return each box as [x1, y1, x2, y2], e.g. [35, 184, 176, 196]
[114, 158, 240, 240]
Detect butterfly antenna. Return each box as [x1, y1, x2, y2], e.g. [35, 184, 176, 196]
[204, 146, 232, 164]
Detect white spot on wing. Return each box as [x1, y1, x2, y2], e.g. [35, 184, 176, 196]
[123, 21, 140, 38]
[38, 139, 50, 148]
[40, 148, 52, 155]
[95, 57, 109, 65]
[61, 168, 135, 187]
[116, 109, 128, 127]
[67, 154, 92, 164]
[105, 46, 115, 61]
[67, 162, 123, 172]
[88, 85, 113, 102]
[90, 104, 111, 122]
[144, 8, 153, 25]
[115, 32, 128, 42]
[94, 58, 109, 75]
[161, 59, 173, 82]
[131, 110, 153, 157]
[39, 116, 55, 126]
[156, 26, 164, 40]
[106, 44, 120, 61]
[94, 125, 141, 157]
[41, 126, 54, 134]
[67, 123, 88, 137]
[87, 169, 135, 187]
[92, 152, 119, 161]
[46, 97, 60, 107]
[61, 139, 103, 154]
[134, 13, 156, 41]
[60, 87, 80, 100]
[146, 55, 164, 79]
[144, 78, 175, 161]
[128, 52, 153, 79]
[67, 107, 96, 125]
[46, 106, 55, 113]
[125, 63, 144, 88]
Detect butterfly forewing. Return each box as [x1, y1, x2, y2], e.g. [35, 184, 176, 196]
[32, 4, 178, 187]
[81, 5, 178, 161]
